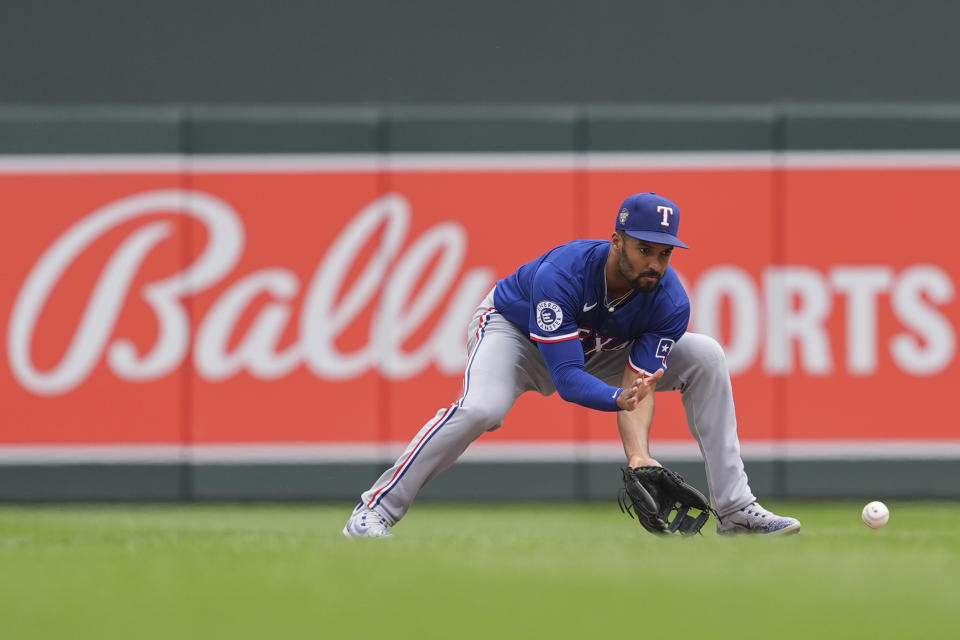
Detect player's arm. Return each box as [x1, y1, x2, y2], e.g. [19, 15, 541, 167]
[616, 365, 664, 468]
[619, 310, 687, 466]
[528, 265, 649, 411]
[535, 338, 630, 411]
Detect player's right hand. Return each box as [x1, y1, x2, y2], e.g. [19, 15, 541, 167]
[616, 368, 664, 411]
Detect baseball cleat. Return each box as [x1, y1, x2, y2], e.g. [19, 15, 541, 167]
[716, 502, 801, 535]
[342, 508, 393, 538]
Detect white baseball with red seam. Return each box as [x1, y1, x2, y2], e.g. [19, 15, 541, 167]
[861, 501, 890, 529]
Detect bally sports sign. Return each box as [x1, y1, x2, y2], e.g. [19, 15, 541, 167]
[1, 154, 958, 456]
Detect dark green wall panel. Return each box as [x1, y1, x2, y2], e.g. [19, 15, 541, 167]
[191, 464, 381, 501]
[784, 105, 960, 150]
[783, 460, 960, 498]
[186, 107, 382, 153]
[3, 459, 959, 502]
[386, 108, 578, 152]
[0, 465, 184, 502]
[6, 105, 960, 155]
[0, 107, 183, 153]
[417, 462, 579, 500]
[585, 106, 776, 151]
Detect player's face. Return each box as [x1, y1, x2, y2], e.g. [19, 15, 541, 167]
[617, 236, 674, 293]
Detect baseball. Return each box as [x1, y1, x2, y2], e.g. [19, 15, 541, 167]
[861, 501, 890, 529]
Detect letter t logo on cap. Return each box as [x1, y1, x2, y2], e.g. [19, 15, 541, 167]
[657, 205, 674, 228]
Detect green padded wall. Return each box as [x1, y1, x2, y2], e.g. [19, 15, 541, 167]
[3, 105, 960, 501]
[0, 107, 183, 153]
[585, 105, 776, 151]
[784, 104, 960, 150]
[386, 107, 578, 152]
[186, 107, 382, 153]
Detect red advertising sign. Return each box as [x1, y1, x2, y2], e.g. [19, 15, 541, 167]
[2, 157, 958, 454]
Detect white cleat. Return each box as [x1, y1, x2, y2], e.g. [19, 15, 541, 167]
[342, 508, 394, 538]
[717, 502, 801, 535]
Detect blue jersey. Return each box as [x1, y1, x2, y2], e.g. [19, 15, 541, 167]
[493, 239, 690, 411]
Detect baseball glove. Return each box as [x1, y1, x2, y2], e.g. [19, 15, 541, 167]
[618, 466, 714, 536]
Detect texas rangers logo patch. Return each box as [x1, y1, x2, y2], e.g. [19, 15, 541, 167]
[535, 301, 563, 332]
[656, 338, 675, 363]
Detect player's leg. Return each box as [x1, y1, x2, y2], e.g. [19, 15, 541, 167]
[585, 341, 750, 510]
[347, 291, 548, 535]
[659, 332, 800, 534]
[653, 332, 755, 514]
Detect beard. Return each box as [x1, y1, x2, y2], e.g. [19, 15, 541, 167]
[619, 257, 662, 293]
[630, 275, 662, 293]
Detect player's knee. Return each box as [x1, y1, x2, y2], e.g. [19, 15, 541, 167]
[681, 333, 727, 368]
[458, 402, 510, 434]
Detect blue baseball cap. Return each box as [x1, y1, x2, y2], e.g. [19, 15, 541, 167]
[614, 192, 689, 249]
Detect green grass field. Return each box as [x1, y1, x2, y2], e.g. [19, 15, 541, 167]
[1, 502, 958, 639]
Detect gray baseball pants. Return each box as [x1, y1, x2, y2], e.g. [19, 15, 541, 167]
[358, 287, 757, 524]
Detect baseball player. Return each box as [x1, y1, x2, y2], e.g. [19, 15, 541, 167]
[343, 192, 801, 537]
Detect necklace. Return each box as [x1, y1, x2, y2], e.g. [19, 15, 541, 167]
[603, 278, 633, 312]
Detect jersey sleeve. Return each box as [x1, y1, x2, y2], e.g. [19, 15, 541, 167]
[527, 262, 623, 411]
[628, 303, 690, 377]
[537, 339, 622, 412]
[526, 262, 581, 344]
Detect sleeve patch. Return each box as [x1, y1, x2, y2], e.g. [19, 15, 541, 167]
[535, 300, 564, 332]
[656, 338, 675, 363]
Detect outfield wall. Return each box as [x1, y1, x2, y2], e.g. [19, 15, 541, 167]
[1, 105, 959, 501]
